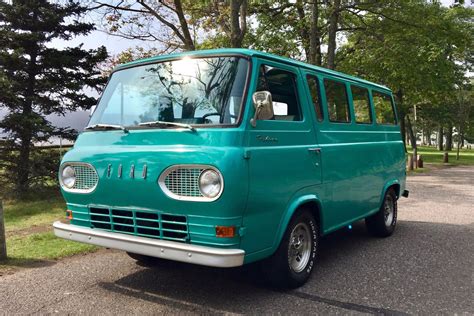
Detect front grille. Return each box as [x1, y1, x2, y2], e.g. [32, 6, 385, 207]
[89, 207, 188, 242]
[72, 164, 99, 191]
[164, 168, 204, 197]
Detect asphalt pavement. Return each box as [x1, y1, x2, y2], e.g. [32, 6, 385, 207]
[1, 165, 473, 315]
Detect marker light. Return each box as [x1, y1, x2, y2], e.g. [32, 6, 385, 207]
[216, 226, 236, 238]
[66, 210, 73, 220]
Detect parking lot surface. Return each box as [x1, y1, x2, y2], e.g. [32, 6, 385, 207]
[1, 166, 473, 315]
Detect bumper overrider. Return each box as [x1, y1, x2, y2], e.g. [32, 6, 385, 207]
[53, 221, 245, 268]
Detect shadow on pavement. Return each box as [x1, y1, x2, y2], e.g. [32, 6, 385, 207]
[99, 220, 473, 314]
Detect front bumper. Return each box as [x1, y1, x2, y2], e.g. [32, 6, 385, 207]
[53, 221, 245, 268]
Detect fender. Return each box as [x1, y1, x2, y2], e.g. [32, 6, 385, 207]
[271, 194, 323, 254]
[380, 179, 401, 207]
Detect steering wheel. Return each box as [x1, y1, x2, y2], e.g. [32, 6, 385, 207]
[202, 113, 238, 124]
[202, 113, 221, 120]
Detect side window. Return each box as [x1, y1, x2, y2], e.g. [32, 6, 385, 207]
[256, 65, 302, 121]
[324, 79, 350, 123]
[306, 75, 323, 121]
[351, 85, 372, 124]
[373, 92, 396, 125]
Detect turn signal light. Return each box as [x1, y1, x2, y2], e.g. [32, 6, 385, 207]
[66, 210, 73, 220]
[215, 226, 236, 238]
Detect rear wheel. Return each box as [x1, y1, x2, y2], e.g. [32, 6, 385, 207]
[366, 188, 397, 237]
[262, 209, 319, 289]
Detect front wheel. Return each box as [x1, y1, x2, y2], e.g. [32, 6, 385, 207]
[365, 188, 398, 237]
[262, 209, 319, 289]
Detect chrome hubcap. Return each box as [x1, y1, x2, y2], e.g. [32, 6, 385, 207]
[384, 196, 394, 227]
[288, 222, 312, 273]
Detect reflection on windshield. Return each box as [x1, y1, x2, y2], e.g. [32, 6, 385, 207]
[89, 56, 249, 128]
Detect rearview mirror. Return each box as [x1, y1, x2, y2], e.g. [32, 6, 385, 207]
[89, 105, 97, 117]
[251, 91, 274, 127]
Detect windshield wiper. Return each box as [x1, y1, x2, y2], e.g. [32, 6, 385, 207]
[85, 124, 129, 133]
[138, 121, 196, 132]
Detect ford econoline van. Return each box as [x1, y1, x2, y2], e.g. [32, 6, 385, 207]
[54, 49, 408, 288]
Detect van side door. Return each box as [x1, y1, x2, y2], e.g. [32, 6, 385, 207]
[241, 59, 321, 255]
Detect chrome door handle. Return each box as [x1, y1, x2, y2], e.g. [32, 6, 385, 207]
[308, 147, 321, 153]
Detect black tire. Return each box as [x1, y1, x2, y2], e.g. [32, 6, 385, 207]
[262, 209, 319, 289]
[365, 188, 398, 237]
[126, 252, 170, 267]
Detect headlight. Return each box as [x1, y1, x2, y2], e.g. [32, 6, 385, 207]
[198, 169, 222, 198]
[61, 166, 76, 189]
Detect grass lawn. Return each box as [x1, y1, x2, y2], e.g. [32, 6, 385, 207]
[1, 194, 97, 273]
[407, 145, 474, 167]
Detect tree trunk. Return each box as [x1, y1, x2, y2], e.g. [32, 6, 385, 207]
[445, 125, 453, 151]
[400, 114, 407, 152]
[16, 44, 38, 195]
[426, 129, 432, 146]
[173, 0, 195, 50]
[326, 0, 340, 70]
[406, 116, 417, 169]
[437, 126, 444, 151]
[308, 0, 322, 66]
[295, 0, 310, 59]
[230, 0, 247, 48]
[456, 134, 461, 160]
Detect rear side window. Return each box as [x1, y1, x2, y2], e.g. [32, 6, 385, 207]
[324, 79, 350, 123]
[306, 75, 323, 121]
[373, 92, 396, 125]
[351, 85, 372, 124]
[256, 65, 302, 121]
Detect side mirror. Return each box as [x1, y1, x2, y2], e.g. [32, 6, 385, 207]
[89, 105, 97, 117]
[251, 91, 274, 127]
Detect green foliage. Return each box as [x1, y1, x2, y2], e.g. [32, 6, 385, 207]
[0, 1, 108, 196]
[337, 2, 472, 117]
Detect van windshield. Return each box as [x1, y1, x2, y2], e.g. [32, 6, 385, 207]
[88, 56, 249, 129]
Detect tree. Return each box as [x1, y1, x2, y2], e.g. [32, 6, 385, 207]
[92, 0, 248, 52]
[0, 0, 108, 196]
[338, 1, 473, 158]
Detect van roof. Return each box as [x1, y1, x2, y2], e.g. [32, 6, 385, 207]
[116, 48, 391, 92]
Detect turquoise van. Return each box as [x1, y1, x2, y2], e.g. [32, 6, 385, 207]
[53, 49, 408, 288]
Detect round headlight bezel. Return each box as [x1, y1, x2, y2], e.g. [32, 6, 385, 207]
[61, 165, 76, 189]
[198, 169, 223, 199]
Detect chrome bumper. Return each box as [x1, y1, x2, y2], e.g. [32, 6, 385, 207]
[53, 221, 245, 268]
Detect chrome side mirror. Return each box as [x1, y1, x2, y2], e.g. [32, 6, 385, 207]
[251, 91, 274, 127]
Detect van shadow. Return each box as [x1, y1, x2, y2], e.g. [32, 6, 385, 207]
[99, 220, 473, 314]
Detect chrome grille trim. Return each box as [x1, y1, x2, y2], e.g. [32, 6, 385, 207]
[60, 162, 99, 194]
[158, 164, 224, 202]
[89, 207, 189, 242]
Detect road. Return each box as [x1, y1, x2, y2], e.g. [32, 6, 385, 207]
[1, 166, 473, 315]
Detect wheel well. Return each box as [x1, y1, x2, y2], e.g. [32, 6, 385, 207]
[297, 201, 322, 235]
[388, 183, 401, 198]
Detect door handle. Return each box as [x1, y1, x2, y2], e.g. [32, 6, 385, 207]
[308, 147, 321, 153]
